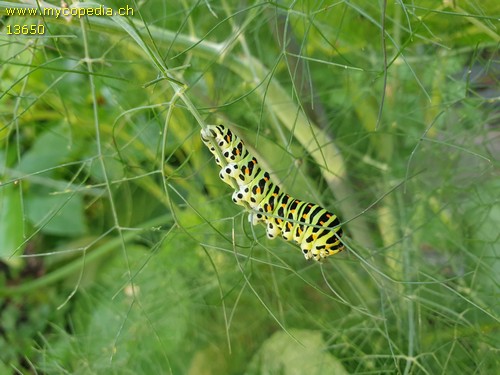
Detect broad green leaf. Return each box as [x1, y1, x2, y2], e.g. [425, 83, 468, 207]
[0, 184, 25, 260]
[16, 125, 72, 175]
[25, 194, 86, 236]
[245, 329, 349, 375]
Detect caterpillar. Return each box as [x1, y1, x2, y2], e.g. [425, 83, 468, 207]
[201, 124, 344, 261]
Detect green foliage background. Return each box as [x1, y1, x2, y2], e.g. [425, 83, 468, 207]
[1, 0, 499, 373]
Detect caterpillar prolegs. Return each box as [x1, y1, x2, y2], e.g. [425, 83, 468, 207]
[201, 124, 344, 261]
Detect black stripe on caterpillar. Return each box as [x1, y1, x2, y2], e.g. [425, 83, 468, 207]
[201, 124, 344, 261]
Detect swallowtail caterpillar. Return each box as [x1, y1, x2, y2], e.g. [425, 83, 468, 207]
[201, 125, 344, 261]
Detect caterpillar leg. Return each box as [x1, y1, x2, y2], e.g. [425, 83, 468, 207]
[201, 125, 227, 145]
[249, 210, 283, 239]
[302, 237, 340, 261]
[299, 230, 343, 261]
[248, 210, 265, 225]
[221, 162, 247, 182]
[296, 227, 343, 261]
[281, 220, 295, 242]
[299, 233, 317, 260]
[231, 185, 251, 207]
[218, 165, 235, 185]
[200, 127, 215, 144]
[265, 217, 282, 239]
[313, 231, 344, 259]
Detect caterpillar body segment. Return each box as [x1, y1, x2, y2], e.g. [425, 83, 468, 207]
[201, 125, 344, 261]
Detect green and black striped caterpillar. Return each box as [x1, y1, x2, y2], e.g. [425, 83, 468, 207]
[201, 124, 344, 261]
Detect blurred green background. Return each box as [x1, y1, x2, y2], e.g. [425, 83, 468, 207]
[1, 0, 499, 373]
